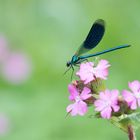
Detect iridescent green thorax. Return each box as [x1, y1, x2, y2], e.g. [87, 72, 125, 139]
[71, 55, 79, 64]
[66, 55, 79, 67]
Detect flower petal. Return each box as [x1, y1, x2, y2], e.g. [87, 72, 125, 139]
[110, 90, 119, 101]
[112, 104, 120, 112]
[80, 87, 91, 100]
[94, 100, 106, 111]
[77, 101, 88, 116]
[99, 91, 109, 100]
[138, 99, 140, 107]
[76, 62, 95, 84]
[66, 103, 78, 116]
[66, 101, 88, 116]
[100, 107, 112, 119]
[128, 81, 140, 93]
[96, 60, 111, 69]
[68, 84, 79, 101]
[66, 104, 74, 113]
[122, 90, 134, 103]
[130, 99, 137, 110]
[94, 60, 110, 80]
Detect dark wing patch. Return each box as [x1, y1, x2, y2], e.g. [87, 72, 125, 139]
[83, 19, 105, 49]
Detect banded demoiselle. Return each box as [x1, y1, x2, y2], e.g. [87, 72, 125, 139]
[66, 19, 130, 72]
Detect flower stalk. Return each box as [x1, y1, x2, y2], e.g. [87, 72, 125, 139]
[128, 125, 136, 140]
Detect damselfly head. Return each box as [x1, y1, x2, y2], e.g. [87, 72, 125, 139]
[66, 61, 71, 67]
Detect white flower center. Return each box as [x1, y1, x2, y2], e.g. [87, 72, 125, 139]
[134, 92, 140, 99]
[92, 68, 97, 74]
[104, 100, 111, 108]
[75, 95, 81, 102]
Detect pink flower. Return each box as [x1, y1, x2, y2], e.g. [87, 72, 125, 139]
[122, 80, 140, 110]
[1, 52, 32, 84]
[66, 84, 92, 116]
[76, 62, 94, 84]
[76, 60, 110, 84]
[94, 89, 120, 119]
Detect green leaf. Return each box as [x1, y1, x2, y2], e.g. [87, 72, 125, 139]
[110, 116, 128, 132]
[110, 112, 140, 133]
[119, 112, 140, 131]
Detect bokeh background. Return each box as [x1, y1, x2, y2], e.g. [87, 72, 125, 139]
[0, 0, 140, 140]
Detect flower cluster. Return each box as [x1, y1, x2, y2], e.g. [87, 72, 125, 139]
[66, 60, 140, 119]
[76, 60, 110, 84]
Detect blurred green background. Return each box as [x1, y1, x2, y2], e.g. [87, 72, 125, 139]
[0, 0, 140, 140]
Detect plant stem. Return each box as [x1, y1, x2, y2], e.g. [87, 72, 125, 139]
[128, 125, 136, 140]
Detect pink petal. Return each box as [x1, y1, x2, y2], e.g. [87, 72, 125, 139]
[80, 87, 91, 100]
[94, 100, 106, 111]
[77, 101, 88, 116]
[87, 62, 94, 67]
[138, 99, 140, 107]
[104, 89, 112, 99]
[67, 101, 88, 116]
[95, 69, 108, 80]
[66, 104, 74, 113]
[110, 90, 119, 101]
[76, 62, 95, 84]
[70, 103, 79, 116]
[68, 84, 79, 101]
[101, 107, 112, 119]
[84, 77, 95, 84]
[99, 91, 109, 100]
[134, 92, 140, 100]
[122, 90, 134, 103]
[128, 81, 140, 93]
[96, 60, 111, 69]
[95, 60, 110, 80]
[112, 104, 120, 112]
[66, 103, 78, 116]
[130, 100, 137, 110]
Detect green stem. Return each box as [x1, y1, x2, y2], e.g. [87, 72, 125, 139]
[128, 125, 136, 140]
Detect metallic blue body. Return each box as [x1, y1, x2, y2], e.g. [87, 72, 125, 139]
[66, 19, 131, 70]
[67, 44, 130, 67]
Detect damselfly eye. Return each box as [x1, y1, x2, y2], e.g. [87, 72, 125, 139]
[66, 61, 71, 67]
